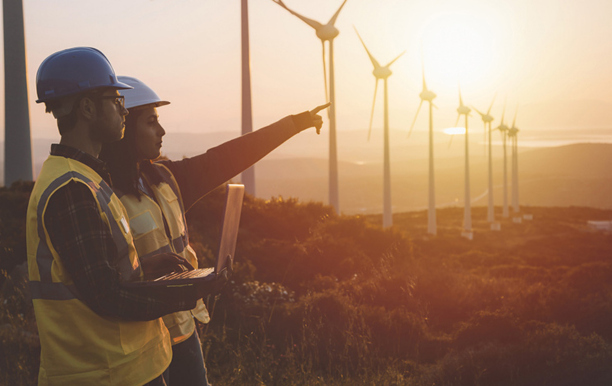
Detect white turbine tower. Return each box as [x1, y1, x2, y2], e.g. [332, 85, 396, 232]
[508, 108, 522, 223]
[473, 97, 501, 231]
[3, 0, 33, 186]
[495, 101, 510, 218]
[355, 28, 404, 228]
[408, 63, 437, 236]
[241, 0, 255, 195]
[272, 0, 348, 214]
[453, 88, 473, 240]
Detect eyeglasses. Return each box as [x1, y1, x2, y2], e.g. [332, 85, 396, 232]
[97, 95, 125, 108]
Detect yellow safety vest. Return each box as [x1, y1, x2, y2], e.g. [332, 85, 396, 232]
[117, 162, 209, 345]
[26, 155, 171, 386]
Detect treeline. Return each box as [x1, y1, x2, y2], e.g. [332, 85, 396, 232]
[1, 182, 612, 385]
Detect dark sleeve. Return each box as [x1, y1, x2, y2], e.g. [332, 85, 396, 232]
[160, 112, 314, 211]
[44, 181, 199, 321]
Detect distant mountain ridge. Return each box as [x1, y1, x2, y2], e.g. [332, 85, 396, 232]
[1, 140, 611, 212]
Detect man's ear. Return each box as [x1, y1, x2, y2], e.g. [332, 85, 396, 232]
[78, 97, 96, 121]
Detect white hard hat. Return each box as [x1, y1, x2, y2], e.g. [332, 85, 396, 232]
[117, 76, 170, 110]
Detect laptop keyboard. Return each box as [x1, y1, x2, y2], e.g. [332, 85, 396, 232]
[154, 267, 214, 281]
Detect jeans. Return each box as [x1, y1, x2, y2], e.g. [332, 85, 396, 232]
[163, 327, 211, 386]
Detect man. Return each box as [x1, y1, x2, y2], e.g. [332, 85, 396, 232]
[26, 47, 205, 386]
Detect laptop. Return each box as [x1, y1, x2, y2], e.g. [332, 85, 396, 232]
[125, 184, 244, 291]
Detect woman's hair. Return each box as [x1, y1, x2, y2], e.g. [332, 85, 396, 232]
[99, 108, 142, 198]
[100, 108, 167, 200]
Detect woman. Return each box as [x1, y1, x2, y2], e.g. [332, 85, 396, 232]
[99, 76, 328, 385]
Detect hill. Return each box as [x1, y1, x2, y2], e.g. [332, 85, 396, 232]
[1, 182, 612, 385]
[2, 138, 612, 213]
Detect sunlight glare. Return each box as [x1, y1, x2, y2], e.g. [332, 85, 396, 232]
[420, 12, 497, 87]
[443, 127, 466, 135]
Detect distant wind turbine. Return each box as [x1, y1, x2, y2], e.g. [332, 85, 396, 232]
[355, 27, 404, 228]
[473, 96, 501, 230]
[454, 87, 473, 240]
[408, 60, 437, 235]
[508, 108, 521, 220]
[272, 0, 348, 213]
[495, 100, 510, 218]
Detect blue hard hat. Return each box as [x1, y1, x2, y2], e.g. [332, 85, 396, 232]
[36, 47, 132, 103]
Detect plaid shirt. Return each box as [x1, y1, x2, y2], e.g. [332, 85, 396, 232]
[44, 144, 196, 321]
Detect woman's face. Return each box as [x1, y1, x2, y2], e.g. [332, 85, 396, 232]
[134, 106, 165, 160]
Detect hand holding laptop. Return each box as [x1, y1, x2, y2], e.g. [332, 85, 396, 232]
[125, 184, 244, 303]
[141, 252, 194, 281]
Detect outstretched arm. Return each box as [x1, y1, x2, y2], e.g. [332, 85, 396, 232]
[161, 104, 330, 211]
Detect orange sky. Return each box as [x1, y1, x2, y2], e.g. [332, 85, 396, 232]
[2, 0, 612, 142]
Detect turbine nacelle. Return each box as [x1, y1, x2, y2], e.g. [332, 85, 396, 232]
[420, 89, 436, 102]
[373, 67, 392, 79]
[497, 123, 509, 132]
[273, 0, 347, 42]
[473, 107, 494, 124]
[316, 25, 340, 41]
[482, 115, 494, 123]
[457, 105, 471, 115]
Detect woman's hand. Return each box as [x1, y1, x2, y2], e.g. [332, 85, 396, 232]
[309, 102, 331, 134]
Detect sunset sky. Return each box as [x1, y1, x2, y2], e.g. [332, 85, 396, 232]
[3, 0, 612, 141]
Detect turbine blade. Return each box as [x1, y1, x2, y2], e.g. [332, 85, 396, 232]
[459, 85, 464, 107]
[454, 114, 461, 127]
[471, 106, 485, 118]
[501, 97, 507, 124]
[273, 0, 324, 30]
[328, 0, 348, 26]
[368, 80, 379, 141]
[422, 64, 427, 91]
[354, 27, 382, 69]
[487, 93, 497, 115]
[420, 46, 428, 91]
[448, 134, 454, 149]
[512, 105, 519, 128]
[384, 51, 405, 68]
[408, 100, 423, 139]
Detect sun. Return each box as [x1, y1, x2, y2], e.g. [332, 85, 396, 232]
[419, 12, 499, 87]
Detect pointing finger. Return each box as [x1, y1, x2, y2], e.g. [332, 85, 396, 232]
[310, 102, 331, 115]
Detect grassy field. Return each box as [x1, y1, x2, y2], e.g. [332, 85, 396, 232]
[1, 182, 612, 385]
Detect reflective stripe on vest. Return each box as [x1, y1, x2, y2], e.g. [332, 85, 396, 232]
[147, 164, 190, 248]
[31, 171, 141, 301]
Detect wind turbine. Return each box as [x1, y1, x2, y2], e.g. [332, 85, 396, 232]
[3, 0, 33, 186]
[453, 88, 473, 240]
[473, 96, 501, 231]
[408, 61, 437, 236]
[272, 0, 348, 214]
[241, 0, 255, 195]
[355, 28, 404, 228]
[508, 108, 522, 223]
[495, 100, 510, 218]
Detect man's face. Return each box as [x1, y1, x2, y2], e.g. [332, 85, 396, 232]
[89, 89, 128, 144]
